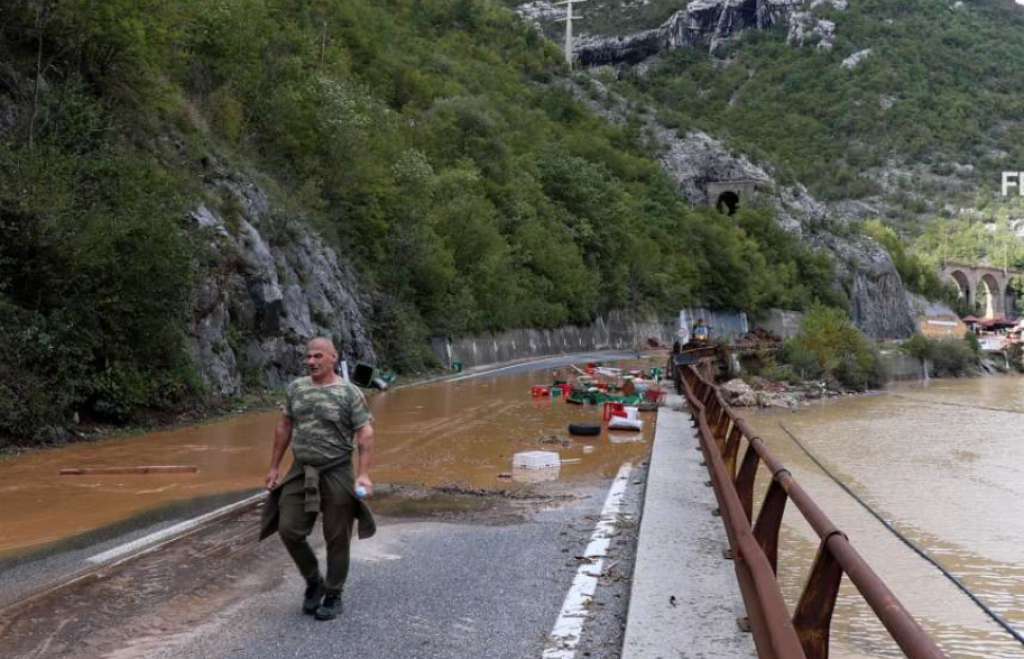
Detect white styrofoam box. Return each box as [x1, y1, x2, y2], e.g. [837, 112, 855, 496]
[513, 450, 561, 470]
[608, 416, 643, 431]
[624, 406, 640, 420]
[512, 465, 560, 483]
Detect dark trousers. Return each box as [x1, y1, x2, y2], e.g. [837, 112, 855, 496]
[277, 468, 356, 594]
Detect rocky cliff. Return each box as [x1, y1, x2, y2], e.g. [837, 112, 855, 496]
[187, 168, 377, 397]
[522, 0, 840, 66]
[574, 80, 917, 339]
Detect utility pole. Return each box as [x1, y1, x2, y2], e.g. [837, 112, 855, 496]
[554, 0, 586, 70]
[320, 20, 328, 70]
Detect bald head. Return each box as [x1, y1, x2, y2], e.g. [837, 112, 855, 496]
[306, 337, 339, 383]
[308, 337, 337, 353]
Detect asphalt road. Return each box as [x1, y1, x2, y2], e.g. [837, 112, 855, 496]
[0, 350, 653, 659]
[0, 476, 645, 659]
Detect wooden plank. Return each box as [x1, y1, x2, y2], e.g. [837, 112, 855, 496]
[59, 465, 199, 476]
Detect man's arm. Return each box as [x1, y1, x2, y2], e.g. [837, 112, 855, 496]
[265, 415, 293, 490]
[354, 424, 374, 495]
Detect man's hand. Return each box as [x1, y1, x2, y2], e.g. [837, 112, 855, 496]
[355, 473, 373, 497]
[265, 466, 280, 491]
[266, 415, 292, 491]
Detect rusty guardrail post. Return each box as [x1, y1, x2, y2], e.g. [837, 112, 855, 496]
[735, 444, 760, 523]
[792, 533, 845, 659]
[724, 424, 743, 481]
[753, 475, 789, 575]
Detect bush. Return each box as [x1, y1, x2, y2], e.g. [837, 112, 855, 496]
[782, 304, 885, 390]
[0, 303, 91, 444]
[900, 334, 934, 361]
[901, 334, 978, 377]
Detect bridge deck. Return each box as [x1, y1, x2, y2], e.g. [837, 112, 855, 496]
[622, 393, 755, 659]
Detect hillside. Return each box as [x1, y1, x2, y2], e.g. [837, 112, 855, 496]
[1, 0, 848, 442]
[519, 0, 1024, 225]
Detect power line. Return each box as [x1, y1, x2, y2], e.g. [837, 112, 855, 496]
[888, 391, 1024, 415]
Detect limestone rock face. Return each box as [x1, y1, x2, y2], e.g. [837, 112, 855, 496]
[516, 0, 564, 29]
[808, 231, 917, 339]
[186, 173, 376, 397]
[841, 48, 873, 69]
[788, 12, 835, 49]
[568, 0, 807, 64]
[575, 29, 667, 67]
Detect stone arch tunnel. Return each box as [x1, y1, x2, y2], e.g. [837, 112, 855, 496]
[705, 180, 760, 216]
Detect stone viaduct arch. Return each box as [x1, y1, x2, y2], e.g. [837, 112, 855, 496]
[940, 263, 1021, 319]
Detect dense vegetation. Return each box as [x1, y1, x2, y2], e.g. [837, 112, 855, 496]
[914, 214, 1024, 273]
[780, 304, 886, 390]
[861, 219, 952, 301]
[619, 0, 1024, 202]
[901, 334, 978, 378]
[864, 201, 1024, 308]
[0, 0, 848, 441]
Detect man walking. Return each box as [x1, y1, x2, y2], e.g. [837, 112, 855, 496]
[261, 337, 376, 621]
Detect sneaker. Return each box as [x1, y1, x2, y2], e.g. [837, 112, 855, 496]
[302, 576, 325, 615]
[314, 593, 343, 621]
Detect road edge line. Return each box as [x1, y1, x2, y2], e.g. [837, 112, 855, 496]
[542, 462, 633, 659]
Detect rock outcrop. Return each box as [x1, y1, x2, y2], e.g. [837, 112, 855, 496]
[518, 0, 847, 66]
[566, 0, 809, 65]
[575, 29, 668, 67]
[787, 12, 835, 50]
[187, 170, 376, 396]
[841, 48, 873, 69]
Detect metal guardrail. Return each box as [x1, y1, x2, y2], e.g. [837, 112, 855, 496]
[675, 363, 946, 659]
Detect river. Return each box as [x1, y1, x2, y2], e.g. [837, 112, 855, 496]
[748, 376, 1024, 659]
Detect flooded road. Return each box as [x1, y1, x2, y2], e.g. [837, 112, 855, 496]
[0, 353, 660, 560]
[747, 376, 1024, 659]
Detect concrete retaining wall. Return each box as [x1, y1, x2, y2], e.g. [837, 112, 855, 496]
[753, 309, 803, 339]
[880, 351, 927, 382]
[677, 308, 749, 343]
[430, 311, 676, 370]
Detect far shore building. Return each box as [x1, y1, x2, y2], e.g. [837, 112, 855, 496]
[911, 297, 968, 339]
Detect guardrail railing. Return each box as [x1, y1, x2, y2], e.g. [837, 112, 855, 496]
[675, 363, 946, 659]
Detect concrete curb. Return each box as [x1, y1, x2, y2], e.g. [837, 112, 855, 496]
[622, 394, 755, 659]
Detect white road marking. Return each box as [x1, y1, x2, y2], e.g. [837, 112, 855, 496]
[446, 360, 552, 383]
[86, 492, 266, 565]
[446, 352, 633, 383]
[542, 462, 633, 659]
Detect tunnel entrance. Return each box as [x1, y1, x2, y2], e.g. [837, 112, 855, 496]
[715, 191, 739, 215]
[705, 180, 759, 216]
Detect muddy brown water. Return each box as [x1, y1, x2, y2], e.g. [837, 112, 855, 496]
[0, 356, 661, 560]
[747, 376, 1024, 659]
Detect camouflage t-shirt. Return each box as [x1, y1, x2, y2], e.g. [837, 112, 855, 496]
[284, 376, 373, 466]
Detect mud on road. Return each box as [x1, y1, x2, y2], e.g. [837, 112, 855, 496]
[0, 350, 663, 560]
[0, 475, 646, 659]
[0, 351, 664, 658]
